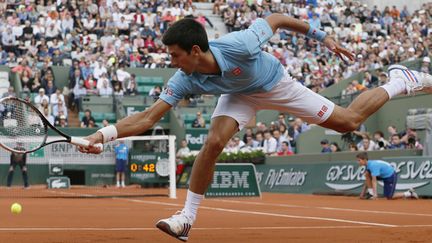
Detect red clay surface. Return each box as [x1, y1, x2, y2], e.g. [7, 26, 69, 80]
[0, 186, 431, 243]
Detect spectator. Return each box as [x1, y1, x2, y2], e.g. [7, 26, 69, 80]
[192, 111, 206, 128]
[320, 139, 332, 153]
[402, 128, 423, 150]
[81, 109, 96, 128]
[255, 131, 264, 149]
[243, 135, 259, 149]
[125, 81, 139, 96]
[277, 141, 294, 156]
[232, 136, 245, 151]
[388, 134, 406, 150]
[420, 57, 431, 73]
[2, 27, 16, 53]
[113, 83, 124, 97]
[373, 131, 390, 150]
[348, 142, 359, 151]
[56, 114, 68, 128]
[242, 128, 254, 144]
[263, 130, 277, 156]
[275, 113, 286, 127]
[176, 139, 191, 162]
[149, 85, 162, 98]
[99, 79, 113, 97]
[38, 98, 51, 115]
[34, 88, 49, 106]
[330, 142, 342, 152]
[42, 107, 55, 125]
[1, 86, 16, 98]
[52, 98, 68, 119]
[44, 78, 57, 97]
[273, 129, 290, 153]
[358, 134, 376, 151]
[101, 119, 110, 127]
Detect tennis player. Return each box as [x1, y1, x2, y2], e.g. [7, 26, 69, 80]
[79, 14, 432, 241]
[356, 152, 419, 200]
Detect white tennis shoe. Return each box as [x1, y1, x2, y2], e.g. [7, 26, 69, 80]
[156, 211, 193, 242]
[388, 65, 432, 95]
[409, 188, 419, 199]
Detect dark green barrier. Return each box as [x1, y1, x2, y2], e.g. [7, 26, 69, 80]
[0, 164, 116, 186]
[185, 128, 208, 150]
[255, 156, 432, 196]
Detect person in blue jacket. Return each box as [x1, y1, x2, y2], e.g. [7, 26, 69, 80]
[356, 152, 419, 200]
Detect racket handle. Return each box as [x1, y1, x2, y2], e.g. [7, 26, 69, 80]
[71, 137, 104, 151]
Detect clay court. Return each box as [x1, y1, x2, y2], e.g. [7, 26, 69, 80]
[0, 187, 430, 243]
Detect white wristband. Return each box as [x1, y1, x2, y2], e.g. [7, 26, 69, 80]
[98, 125, 118, 143]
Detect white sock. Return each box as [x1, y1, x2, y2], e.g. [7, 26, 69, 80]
[381, 77, 406, 98]
[116, 181, 120, 187]
[403, 191, 411, 198]
[183, 190, 203, 222]
[121, 181, 125, 187]
[367, 188, 374, 195]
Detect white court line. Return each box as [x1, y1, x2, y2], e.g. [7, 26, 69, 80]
[2, 225, 432, 232]
[211, 199, 432, 217]
[112, 197, 396, 228]
[48, 191, 396, 228]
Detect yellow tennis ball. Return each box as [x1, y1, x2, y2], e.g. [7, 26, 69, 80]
[11, 203, 22, 214]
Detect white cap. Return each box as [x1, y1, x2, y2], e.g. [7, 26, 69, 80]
[423, 57, 431, 63]
[371, 43, 379, 48]
[408, 47, 415, 53]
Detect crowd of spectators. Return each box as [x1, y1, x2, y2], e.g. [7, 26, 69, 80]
[0, 0, 216, 113]
[218, 0, 431, 93]
[223, 113, 310, 155]
[321, 124, 424, 154]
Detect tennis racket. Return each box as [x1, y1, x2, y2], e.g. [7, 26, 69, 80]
[0, 96, 103, 154]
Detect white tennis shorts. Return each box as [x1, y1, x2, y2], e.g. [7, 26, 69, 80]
[212, 72, 335, 130]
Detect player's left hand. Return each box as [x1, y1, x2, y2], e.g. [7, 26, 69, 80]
[322, 36, 355, 64]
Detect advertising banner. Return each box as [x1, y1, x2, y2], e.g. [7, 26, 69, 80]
[205, 163, 261, 197]
[185, 128, 208, 150]
[255, 157, 432, 196]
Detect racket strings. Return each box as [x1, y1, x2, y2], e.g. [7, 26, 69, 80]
[0, 98, 46, 152]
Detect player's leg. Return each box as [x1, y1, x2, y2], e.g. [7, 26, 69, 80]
[21, 165, 29, 188]
[156, 94, 255, 241]
[6, 165, 16, 187]
[320, 65, 432, 132]
[156, 116, 239, 241]
[320, 88, 390, 132]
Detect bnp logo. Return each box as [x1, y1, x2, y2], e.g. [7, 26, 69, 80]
[210, 171, 250, 189]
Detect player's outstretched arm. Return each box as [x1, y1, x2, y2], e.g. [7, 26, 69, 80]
[78, 99, 172, 154]
[265, 13, 354, 62]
